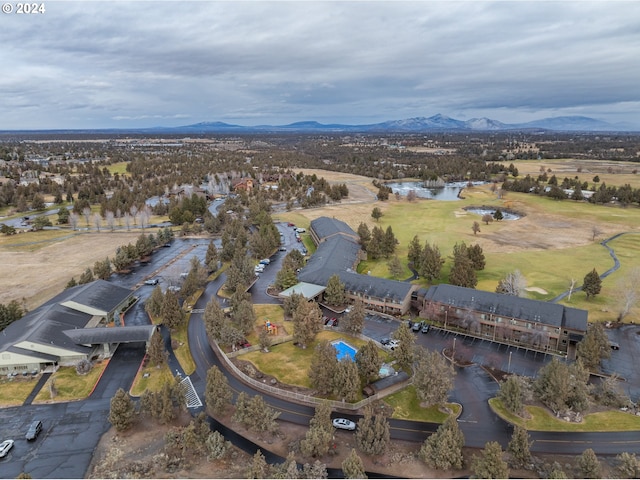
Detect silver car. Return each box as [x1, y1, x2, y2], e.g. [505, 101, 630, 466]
[332, 418, 356, 431]
[0, 439, 14, 458]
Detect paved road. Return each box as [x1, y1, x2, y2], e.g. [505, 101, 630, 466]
[0, 344, 145, 479]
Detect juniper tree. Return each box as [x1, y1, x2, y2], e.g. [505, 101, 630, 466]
[577, 448, 602, 479]
[419, 416, 464, 470]
[145, 285, 164, 318]
[413, 347, 455, 407]
[205, 365, 233, 415]
[576, 321, 611, 371]
[147, 329, 167, 367]
[161, 290, 184, 329]
[391, 322, 415, 369]
[332, 358, 360, 402]
[246, 449, 269, 479]
[355, 340, 382, 383]
[615, 452, 640, 479]
[300, 402, 333, 458]
[342, 449, 367, 479]
[203, 297, 226, 341]
[309, 341, 339, 395]
[471, 441, 509, 479]
[583, 268, 602, 299]
[355, 405, 390, 455]
[342, 298, 365, 335]
[507, 426, 533, 468]
[324, 274, 346, 306]
[108, 388, 135, 431]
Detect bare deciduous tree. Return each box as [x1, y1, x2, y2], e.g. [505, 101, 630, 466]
[591, 225, 603, 242]
[105, 210, 116, 231]
[616, 267, 640, 322]
[496, 270, 527, 297]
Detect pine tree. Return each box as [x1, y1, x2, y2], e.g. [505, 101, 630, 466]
[161, 290, 184, 329]
[355, 340, 382, 383]
[147, 330, 167, 367]
[145, 285, 164, 319]
[471, 441, 509, 479]
[292, 299, 323, 348]
[203, 298, 226, 341]
[419, 417, 464, 470]
[508, 426, 533, 468]
[413, 347, 455, 407]
[419, 241, 445, 282]
[407, 234, 423, 267]
[324, 274, 346, 307]
[205, 240, 219, 272]
[391, 322, 415, 369]
[246, 449, 269, 479]
[449, 249, 477, 288]
[332, 359, 360, 402]
[615, 452, 640, 478]
[583, 268, 602, 299]
[576, 321, 611, 371]
[577, 448, 602, 479]
[108, 388, 135, 431]
[309, 341, 339, 395]
[205, 365, 232, 415]
[498, 375, 525, 415]
[357, 222, 371, 250]
[300, 402, 333, 458]
[342, 298, 365, 335]
[342, 449, 367, 479]
[388, 255, 403, 279]
[355, 405, 390, 455]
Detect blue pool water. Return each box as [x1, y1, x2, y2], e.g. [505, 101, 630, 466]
[332, 340, 357, 362]
[379, 365, 395, 377]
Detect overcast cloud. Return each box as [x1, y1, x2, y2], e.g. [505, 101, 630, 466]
[1, 1, 639, 129]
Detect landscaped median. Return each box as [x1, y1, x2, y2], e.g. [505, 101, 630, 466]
[33, 361, 109, 403]
[489, 397, 640, 432]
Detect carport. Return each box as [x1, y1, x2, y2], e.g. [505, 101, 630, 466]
[278, 282, 326, 300]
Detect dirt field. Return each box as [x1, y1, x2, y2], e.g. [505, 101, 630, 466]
[0, 230, 143, 310]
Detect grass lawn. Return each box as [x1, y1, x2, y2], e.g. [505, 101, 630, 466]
[238, 330, 381, 390]
[489, 398, 640, 432]
[106, 161, 130, 176]
[172, 321, 196, 375]
[130, 364, 175, 396]
[0, 377, 41, 406]
[384, 385, 462, 423]
[34, 361, 108, 403]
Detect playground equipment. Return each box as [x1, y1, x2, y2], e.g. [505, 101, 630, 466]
[265, 321, 278, 335]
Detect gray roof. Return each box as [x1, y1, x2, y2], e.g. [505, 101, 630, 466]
[310, 217, 357, 240]
[0, 280, 134, 356]
[278, 282, 327, 299]
[339, 271, 414, 302]
[63, 326, 157, 345]
[424, 284, 587, 332]
[0, 302, 92, 354]
[61, 279, 132, 314]
[299, 235, 360, 281]
[299, 216, 414, 304]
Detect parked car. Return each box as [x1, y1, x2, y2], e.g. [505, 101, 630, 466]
[144, 278, 159, 285]
[0, 439, 14, 458]
[279, 246, 287, 251]
[380, 338, 391, 346]
[326, 318, 338, 327]
[386, 340, 400, 350]
[322, 316, 330, 325]
[412, 321, 422, 332]
[295, 228, 306, 233]
[296, 237, 302, 243]
[287, 222, 295, 227]
[259, 258, 271, 265]
[25, 420, 42, 441]
[332, 418, 356, 431]
[421, 323, 430, 334]
[610, 341, 620, 350]
[254, 265, 265, 273]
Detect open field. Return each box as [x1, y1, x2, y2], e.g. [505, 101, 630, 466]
[0, 229, 147, 310]
[3, 166, 640, 324]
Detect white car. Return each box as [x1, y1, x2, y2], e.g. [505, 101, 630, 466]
[332, 418, 356, 431]
[0, 439, 14, 458]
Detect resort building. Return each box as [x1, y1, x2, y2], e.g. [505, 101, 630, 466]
[296, 216, 417, 315]
[416, 284, 588, 357]
[0, 280, 155, 374]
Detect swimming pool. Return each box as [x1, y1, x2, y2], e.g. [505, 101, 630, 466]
[379, 364, 395, 377]
[332, 340, 357, 362]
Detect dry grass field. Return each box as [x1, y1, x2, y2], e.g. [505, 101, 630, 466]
[0, 230, 143, 310]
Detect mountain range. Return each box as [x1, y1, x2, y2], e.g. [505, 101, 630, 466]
[1, 114, 637, 135]
[157, 114, 635, 134]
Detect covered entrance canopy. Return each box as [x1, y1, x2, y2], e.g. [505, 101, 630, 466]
[278, 282, 326, 300]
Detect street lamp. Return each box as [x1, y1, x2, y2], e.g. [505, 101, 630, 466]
[452, 337, 456, 361]
[508, 351, 513, 373]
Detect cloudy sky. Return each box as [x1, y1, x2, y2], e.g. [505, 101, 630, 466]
[2, 1, 639, 129]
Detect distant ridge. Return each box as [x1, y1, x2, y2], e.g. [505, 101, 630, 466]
[1, 114, 637, 135]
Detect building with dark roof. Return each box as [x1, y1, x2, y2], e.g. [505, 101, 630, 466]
[0, 280, 155, 374]
[299, 216, 417, 315]
[418, 284, 588, 357]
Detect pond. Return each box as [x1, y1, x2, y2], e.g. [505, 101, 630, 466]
[465, 206, 522, 220]
[384, 180, 485, 201]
